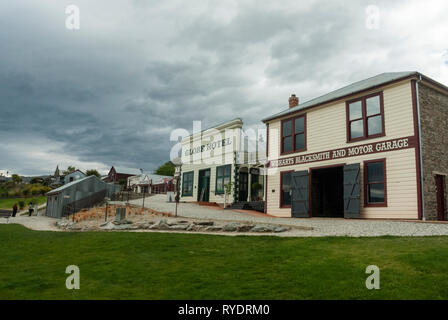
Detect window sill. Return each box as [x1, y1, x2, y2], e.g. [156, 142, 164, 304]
[347, 133, 385, 144]
[280, 205, 291, 209]
[364, 203, 387, 208]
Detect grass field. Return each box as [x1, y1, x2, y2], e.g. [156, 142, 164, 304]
[0, 224, 447, 300]
[0, 196, 46, 210]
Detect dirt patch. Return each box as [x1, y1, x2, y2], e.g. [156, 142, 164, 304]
[56, 204, 312, 235]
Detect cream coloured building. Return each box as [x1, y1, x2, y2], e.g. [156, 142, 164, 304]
[262, 72, 448, 220]
[179, 118, 265, 209]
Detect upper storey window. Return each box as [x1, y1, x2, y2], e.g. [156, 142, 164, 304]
[347, 92, 385, 142]
[281, 115, 306, 154]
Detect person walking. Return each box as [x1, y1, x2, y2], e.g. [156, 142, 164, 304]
[12, 203, 18, 217]
[28, 202, 34, 217]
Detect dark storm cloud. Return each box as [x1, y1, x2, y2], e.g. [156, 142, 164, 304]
[0, 0, 447, 175]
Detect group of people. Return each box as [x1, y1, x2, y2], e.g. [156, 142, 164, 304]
[11, 202, 39, 217]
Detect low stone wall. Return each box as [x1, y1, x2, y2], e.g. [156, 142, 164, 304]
[56, 217, 293, 234]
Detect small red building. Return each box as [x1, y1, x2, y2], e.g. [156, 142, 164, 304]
[105, 166, 137, 187]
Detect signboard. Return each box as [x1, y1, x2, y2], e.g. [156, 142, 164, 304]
[269, 136, 416, 168]
[184, 138, 232, 156]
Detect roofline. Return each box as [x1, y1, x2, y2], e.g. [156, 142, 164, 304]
[67, 169, 85, 175]
[108, 166, 137, 175]
[262, 72, 435, 123]
[183, 118, 243, 140]
[46, 175, 98, 195]
[419, 74, 448, 94]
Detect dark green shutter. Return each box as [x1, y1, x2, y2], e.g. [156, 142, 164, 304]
[343, 164, 361, 218]
[291, 170, 309, 218]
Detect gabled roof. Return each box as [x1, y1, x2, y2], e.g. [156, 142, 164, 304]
[147, 174, 173, 184]
[128, 173, 173, 185]
[108, 166, 139, 175]
[46, 175, 93, 195]
[65, 169, 85, 176]
[262, 71, 447, 123]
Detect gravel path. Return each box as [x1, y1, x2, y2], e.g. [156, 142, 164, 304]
[0, 216, 59, 231]
[2, 195, 448, 237]
[118, 195, 448, 237]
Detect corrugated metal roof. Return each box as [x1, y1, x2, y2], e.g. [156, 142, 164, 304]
[46, 175, 93, 195]
[112, 167, 140, 175]
[147, 174, 173, 184]
[128, 173, 173, 185]
[262, 71, 419, 122]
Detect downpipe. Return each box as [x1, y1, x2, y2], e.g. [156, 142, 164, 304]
[416, 75, 425, 220]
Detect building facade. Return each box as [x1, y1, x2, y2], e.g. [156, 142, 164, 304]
[105, 166, 138, 189]
[50, 166, 86, 186]
[263, 72, 448, 220]
[127, 173, 174, 194]
[63, 170, 86, 184]
[179, 118, 265, 206]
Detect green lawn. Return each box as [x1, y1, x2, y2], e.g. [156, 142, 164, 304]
[0, 196, 46, 210]
[0, 224, 447, 300]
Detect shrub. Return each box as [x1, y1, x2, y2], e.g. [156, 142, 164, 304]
[251, 182, 262, 191]
[40, 186, 51, 194]
[18, 201, 25, 210]
[30, 187, 40, 196]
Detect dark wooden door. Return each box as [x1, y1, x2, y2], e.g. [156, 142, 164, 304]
[291, 170, 309, 218]
[239, 172, 248, 202]
[343, 164, 361, 218]
[435, 175, 446, 221]
[198, 170, 210, 202]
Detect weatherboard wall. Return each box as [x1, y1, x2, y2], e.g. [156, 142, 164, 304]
[179, 121, 243, 204]
[265, 80, 419, 219]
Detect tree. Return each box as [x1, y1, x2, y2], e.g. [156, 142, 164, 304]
[30, 177, 44, 184]
[85, 169, 101, 178]
[154, 161, 175, 176]
[11, 174, 22, 184]
[63, 166, 76, 175]
[223, 181, 233, 209]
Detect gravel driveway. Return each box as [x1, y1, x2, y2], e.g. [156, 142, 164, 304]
[0, 216, 59, 231]
[120, 195, 448, 237]
[2, 195, 448, 237]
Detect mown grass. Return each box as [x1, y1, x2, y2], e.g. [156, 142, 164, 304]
[0, 196, 46, 210]
[0, 224, 447, 300]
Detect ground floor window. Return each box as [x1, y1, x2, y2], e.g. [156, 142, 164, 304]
[364, 159, 387, 206]
[281, 171, 293, 207]
[182, 171, 194, 196]
[215, 165, 231, 194]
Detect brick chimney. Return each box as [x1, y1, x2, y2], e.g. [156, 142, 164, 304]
[289, 94, 299, 108]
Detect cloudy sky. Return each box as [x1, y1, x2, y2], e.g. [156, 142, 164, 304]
[1, 0, 447, 176]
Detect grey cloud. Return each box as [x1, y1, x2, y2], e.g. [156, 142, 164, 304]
[0, 0, 447, 175]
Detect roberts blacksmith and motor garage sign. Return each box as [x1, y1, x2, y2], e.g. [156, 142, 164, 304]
[269, 136, 415, 168]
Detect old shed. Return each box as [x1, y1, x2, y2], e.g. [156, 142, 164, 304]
[45, 175, 120, 218]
